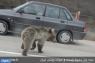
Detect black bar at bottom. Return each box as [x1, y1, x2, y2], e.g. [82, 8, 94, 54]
[0, 57, 95, 63]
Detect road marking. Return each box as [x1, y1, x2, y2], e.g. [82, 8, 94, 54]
[0, 50, 45, 57]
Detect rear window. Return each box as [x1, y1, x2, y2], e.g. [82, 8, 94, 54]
[64, 9, 73, 21]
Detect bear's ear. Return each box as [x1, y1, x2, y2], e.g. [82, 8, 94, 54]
[51, 29, 55, 32]
[48, 29, 52, 33]
[48, 28, 55, 33]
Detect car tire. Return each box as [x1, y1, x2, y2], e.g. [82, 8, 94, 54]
[56, 31, 73, 44]
[0, 20, 8, 35]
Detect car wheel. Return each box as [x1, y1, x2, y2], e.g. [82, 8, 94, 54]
[56, 31, 73, 44]
[0, 20, 8, 35]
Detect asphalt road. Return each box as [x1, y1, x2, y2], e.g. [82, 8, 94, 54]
[0, 33, 95, 57]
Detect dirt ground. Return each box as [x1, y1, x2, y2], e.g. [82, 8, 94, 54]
[84, 31, 95, 41]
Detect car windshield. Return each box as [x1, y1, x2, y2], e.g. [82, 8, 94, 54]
[13, 2, 29, 11]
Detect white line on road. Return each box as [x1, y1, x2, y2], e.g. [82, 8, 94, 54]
[0, 50, 45, 57]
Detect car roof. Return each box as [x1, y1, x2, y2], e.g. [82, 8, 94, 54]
[27, 1, 67, 9]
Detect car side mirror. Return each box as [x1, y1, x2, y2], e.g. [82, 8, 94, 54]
[17, 9, 24, 14]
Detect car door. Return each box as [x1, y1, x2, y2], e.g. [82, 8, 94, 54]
[12, 3, 45, 32]
[43, 5, 68, 32]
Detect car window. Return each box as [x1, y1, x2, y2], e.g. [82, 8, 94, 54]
[64, 9, 73, 21]
[60, 8, 68, 20]
[22, 4, 45, 16]
[45, 5, 59, 18]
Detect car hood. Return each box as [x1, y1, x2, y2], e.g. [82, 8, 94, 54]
[0, 9, 15, 16]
